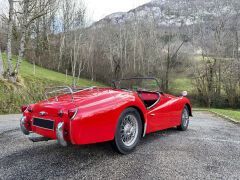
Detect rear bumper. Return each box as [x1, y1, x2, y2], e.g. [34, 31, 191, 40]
[20, 116, 68, 146]
[20, 116, 30, 135]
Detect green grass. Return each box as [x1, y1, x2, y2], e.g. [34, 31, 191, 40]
[193, 108, 240, 123]
[169, 77, 194, 95]
[0, 54, 105, 114]
[209, 109, 240, 122]
[1, 53, 103, 87]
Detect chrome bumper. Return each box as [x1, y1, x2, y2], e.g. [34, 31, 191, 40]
[20, 116, 68, 146]
[20, 116, 30, 135]
[56, 122, 68, 147]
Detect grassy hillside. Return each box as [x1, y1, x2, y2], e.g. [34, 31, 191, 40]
[0, 54, 104, 114]
[169, 77, 193, 95]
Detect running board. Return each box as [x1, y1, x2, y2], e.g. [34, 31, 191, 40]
[29, 136, 51, 142]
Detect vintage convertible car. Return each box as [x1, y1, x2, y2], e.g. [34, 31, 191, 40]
[20, 77, 192, 154]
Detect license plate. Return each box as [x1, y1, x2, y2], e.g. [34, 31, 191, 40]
[33, 118, 54, 130]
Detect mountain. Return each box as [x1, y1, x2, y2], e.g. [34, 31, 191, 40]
[93, 0, 236, 27]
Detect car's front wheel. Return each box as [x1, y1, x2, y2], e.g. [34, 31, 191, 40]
[113, 108, 142, 154]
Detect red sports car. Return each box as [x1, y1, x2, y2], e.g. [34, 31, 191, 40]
[20, 77, 192, 154]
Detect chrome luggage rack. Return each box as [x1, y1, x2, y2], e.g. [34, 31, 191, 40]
[45, 86, 97, 102]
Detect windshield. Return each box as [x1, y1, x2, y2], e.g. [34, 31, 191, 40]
[114, 78, 160, 92]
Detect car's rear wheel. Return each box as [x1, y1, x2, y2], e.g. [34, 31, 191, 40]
[177, 106, 189, 131]
[113, 108, 142, 154]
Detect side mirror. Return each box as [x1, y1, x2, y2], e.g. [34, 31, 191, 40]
[181, 91, 188, 97]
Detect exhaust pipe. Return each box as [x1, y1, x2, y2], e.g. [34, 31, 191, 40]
[29, 136, 51, 142]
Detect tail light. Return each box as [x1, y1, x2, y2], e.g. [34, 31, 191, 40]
[68, 109, 78, 120]
[21, 105, 33, 113]
[27, 106, 33, 112]
[58, 110, 64, 117]
[21, 105, 28, 113]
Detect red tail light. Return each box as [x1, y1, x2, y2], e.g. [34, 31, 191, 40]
[58, 110, 64, 117]
[27, 106, 33, 112]
[68, 109, 78, 120]
[21, 105, 28, 113]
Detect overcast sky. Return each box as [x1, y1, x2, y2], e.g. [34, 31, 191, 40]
[86, 0, 151, 21]
[0, 0, 151, 21]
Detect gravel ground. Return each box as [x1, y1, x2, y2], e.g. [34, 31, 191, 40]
[0, 112, 239, 180]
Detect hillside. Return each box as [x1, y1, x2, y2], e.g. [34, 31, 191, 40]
[0, 54, 104, 114]
[93, 0, 233, 27]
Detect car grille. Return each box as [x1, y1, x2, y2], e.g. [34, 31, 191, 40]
[33, 118, 54, 130]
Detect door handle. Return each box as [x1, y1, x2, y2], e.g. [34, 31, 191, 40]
[150, 113, 155, 116]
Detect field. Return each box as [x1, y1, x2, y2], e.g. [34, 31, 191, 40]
[0, 54, 104, 114]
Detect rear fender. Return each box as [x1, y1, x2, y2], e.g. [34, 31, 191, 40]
[69, 93, 147, 145]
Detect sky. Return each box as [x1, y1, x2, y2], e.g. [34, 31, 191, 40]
[0, 0, 151, 22]
[86, 0, 151, 21]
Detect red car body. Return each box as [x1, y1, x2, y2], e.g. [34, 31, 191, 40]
[21, 85, 192, 146]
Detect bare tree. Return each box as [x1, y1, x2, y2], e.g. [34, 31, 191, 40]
[6, 0, 14, 79]
[14, 0, 55, 78]
[0, 47, 3, 77]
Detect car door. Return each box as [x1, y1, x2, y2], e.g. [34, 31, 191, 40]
[147, 93, 176, 132]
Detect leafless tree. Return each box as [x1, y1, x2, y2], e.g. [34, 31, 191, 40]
[14, 0, 55, 78]
[0, 47, 3, 77]
[6, 0, 14, 79]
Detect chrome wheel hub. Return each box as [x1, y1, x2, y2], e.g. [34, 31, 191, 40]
[120, 114, 138, 147]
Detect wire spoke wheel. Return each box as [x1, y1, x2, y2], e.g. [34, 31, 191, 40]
[177, 106, 190, 131]
[120, 114, 139, 147]
[182, 108, 189, 127]
[113, 108, 142, 154]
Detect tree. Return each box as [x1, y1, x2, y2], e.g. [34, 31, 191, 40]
[6, 0, 14, 79]
[0, 47, 3, 77]
[14, 0, 55, 78]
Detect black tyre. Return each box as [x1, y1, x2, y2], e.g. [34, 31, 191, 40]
[177, 106, 189, 131]
[112, 107, 142, 154]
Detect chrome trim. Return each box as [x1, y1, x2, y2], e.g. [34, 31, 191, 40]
[20, 116, 30, 135]
[143, 122, 147, 137]
[45, 86, 74, 102]
[32, 117, 55, 131]
[73, 86, 97, 94]
[146, 92, 161, 110]
[70, 108, 79, 120]
[45, 86, 97, 102]
[39, 111, 47, 116]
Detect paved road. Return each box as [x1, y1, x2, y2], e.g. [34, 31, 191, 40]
[0, 112, 239, 180]
[0, 114, 21, 134]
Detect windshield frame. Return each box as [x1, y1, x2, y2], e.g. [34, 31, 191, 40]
[113, 77, 161, 92]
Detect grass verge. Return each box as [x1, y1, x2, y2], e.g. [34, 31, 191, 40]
[193, 108, 240, 123]
[209, 109, 240, 123]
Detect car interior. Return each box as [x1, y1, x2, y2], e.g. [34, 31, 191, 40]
[137, 91, 160, 108]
